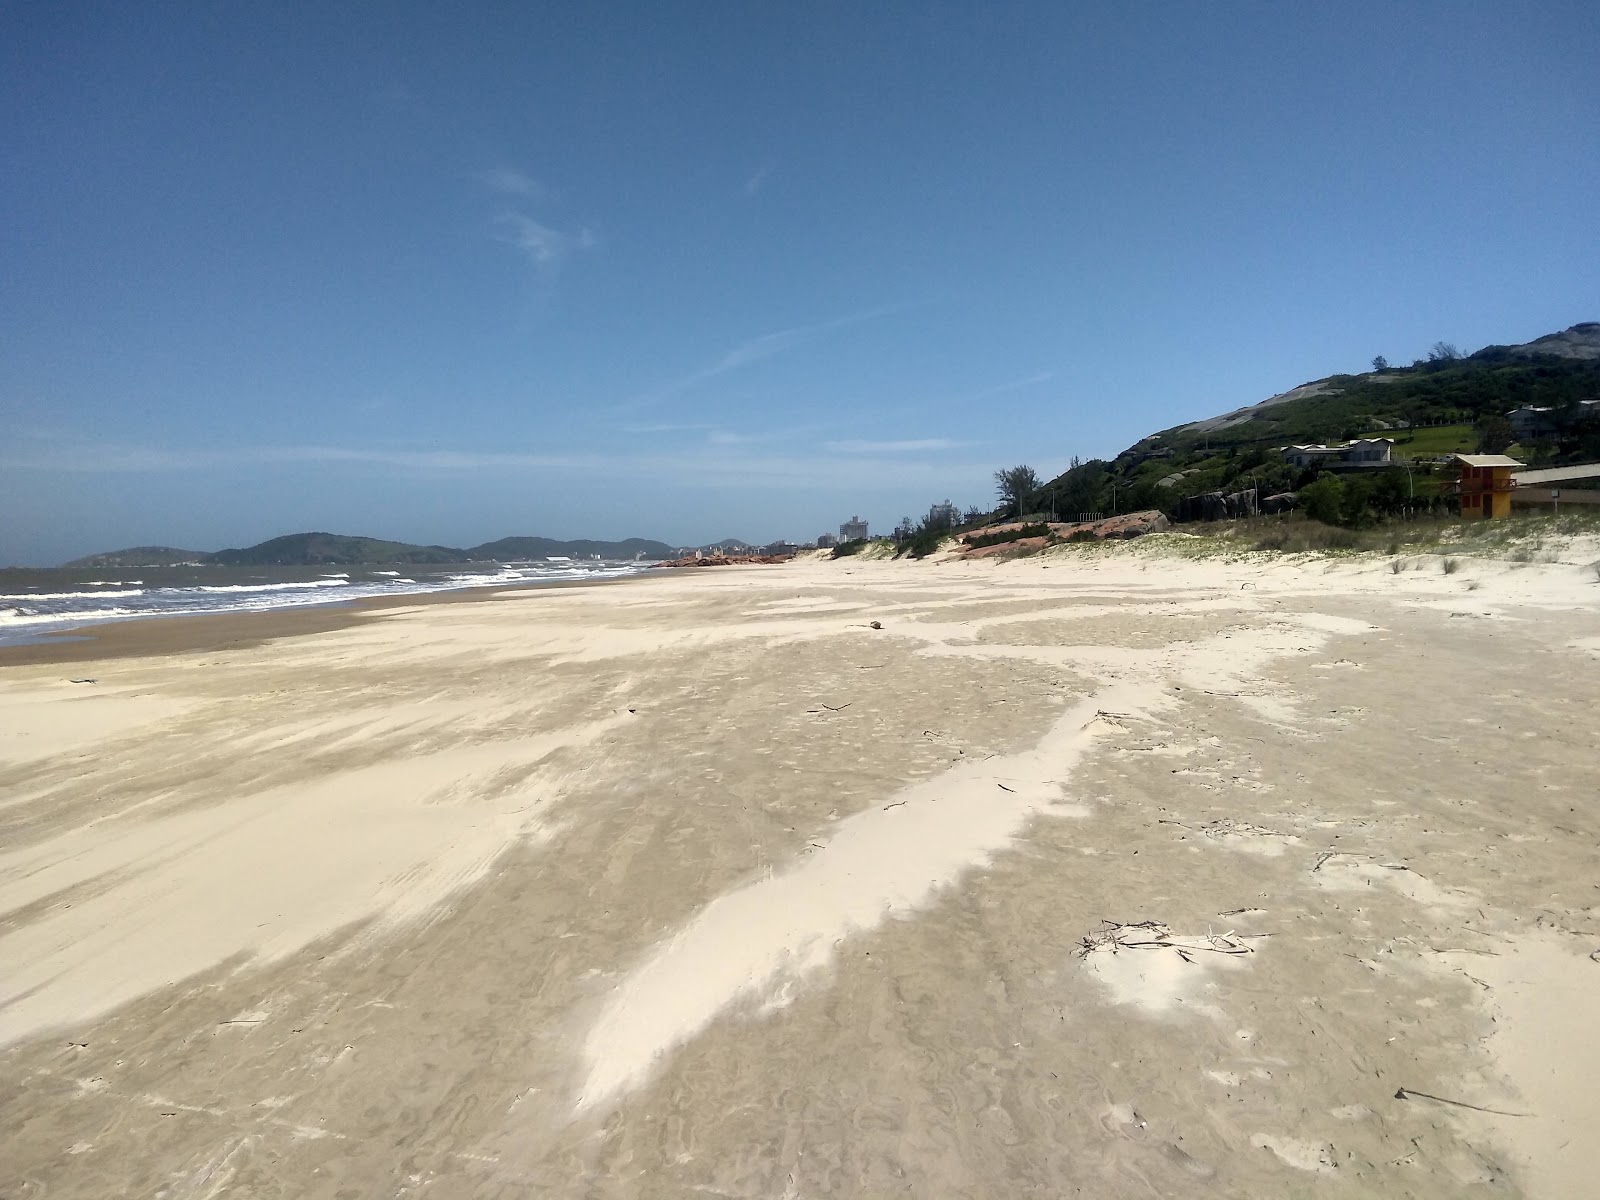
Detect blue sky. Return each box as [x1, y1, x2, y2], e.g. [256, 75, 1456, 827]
[3, 2, 1597, 563]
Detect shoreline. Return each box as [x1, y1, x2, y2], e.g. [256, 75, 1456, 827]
[0, 568, 664, 668]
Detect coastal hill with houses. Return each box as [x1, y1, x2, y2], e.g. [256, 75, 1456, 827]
[1023, 322, 1600, 532]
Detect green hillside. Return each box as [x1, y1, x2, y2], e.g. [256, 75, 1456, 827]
[62, 546, 209, 568]
[1028, 322, 1600, 529]
[1383, 424, 1477, 459]
[1154, 352, 1600, 452]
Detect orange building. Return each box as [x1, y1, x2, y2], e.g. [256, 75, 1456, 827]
[1451, 454, 1522, 519]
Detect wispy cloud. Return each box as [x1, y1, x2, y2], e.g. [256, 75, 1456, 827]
[478, 167, 547, 199]
[824, 438, 966, 454]
[743, 159, 775, 197]
[967, 371, 1055, 402]
[478, 166, 595, 276]
[624, 303, 913, 411]
[621, 424, 821, 448]
[2, 437, 987, 493]
[619, 422, 719, 435]
[493, 212, 597, 268]
[706, 426, 822, 447]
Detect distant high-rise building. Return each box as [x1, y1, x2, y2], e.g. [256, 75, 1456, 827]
[816, 533, 839, 548]
[927, 499, 959, 529]
[839, 515, 869, 541]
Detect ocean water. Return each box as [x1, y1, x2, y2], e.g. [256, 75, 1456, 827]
[0, 559, 654, 648]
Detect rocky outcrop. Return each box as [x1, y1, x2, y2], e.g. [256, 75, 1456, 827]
[1476, 322, 1600, 362]
[1175, 380, 1337, 435]
[1261, 492, 1298, 514]
[1174, 490, 1259, 523]
[1080, 510, 1170, 538]
[955, 510, 1169, 557]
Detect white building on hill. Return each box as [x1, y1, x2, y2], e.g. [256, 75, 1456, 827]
[1280, 438, 1394, 469]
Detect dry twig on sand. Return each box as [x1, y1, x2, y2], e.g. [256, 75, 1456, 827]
[1160, 817, 1291, 843]
[1075, 920, 1256, 960]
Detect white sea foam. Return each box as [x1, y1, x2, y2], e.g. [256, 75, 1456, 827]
[0, 606, 140, 626]
[445, 571, 525, 586]
[0, 589, 145, 601]
[0, 563, 647, 647]
[191, 580, 351, 594]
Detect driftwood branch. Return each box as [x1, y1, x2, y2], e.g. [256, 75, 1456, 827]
[1394, 1087, 1530, 1118]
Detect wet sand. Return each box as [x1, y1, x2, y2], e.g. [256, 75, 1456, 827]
[0, 571, 660, 666]
[2, 544, 1596, 1197]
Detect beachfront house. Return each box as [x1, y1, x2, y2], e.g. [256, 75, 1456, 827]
[1508, 405, 1557, 442]
[1451, 453, 1523, 519]
[1279, 438, 1394, 469]
[1508, 399, 1600, 442]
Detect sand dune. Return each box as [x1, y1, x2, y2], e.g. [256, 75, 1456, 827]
[1, 543, 1596, 1197]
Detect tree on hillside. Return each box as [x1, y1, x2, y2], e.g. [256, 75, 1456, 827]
[1474, 414, 1513, 455]
[962, 504, 985, 525]
[994, 465, 1041, 515]
[1298, 475, 1345, 525]
[1054, 458, 1111, 519]
[1371, 355, 1389, 371]
[1428, 341, 1461, 363]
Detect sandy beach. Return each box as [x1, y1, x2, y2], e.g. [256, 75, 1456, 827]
[2, 541, 1596, 1198]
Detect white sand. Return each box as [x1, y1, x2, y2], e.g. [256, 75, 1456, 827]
[1, 541, 1596, 1197]
[577, 688, 1141, 1108]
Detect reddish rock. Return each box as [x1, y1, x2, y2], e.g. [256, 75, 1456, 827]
[963, 536, 1050, 558]
[954, 510, 1168, 557]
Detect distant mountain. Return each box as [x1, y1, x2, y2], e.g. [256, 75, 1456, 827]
[64, 531, 678, 568]
[63, 546, 209, 568]
[470, 536, 676, 560]
[209, 533, 466, 566]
